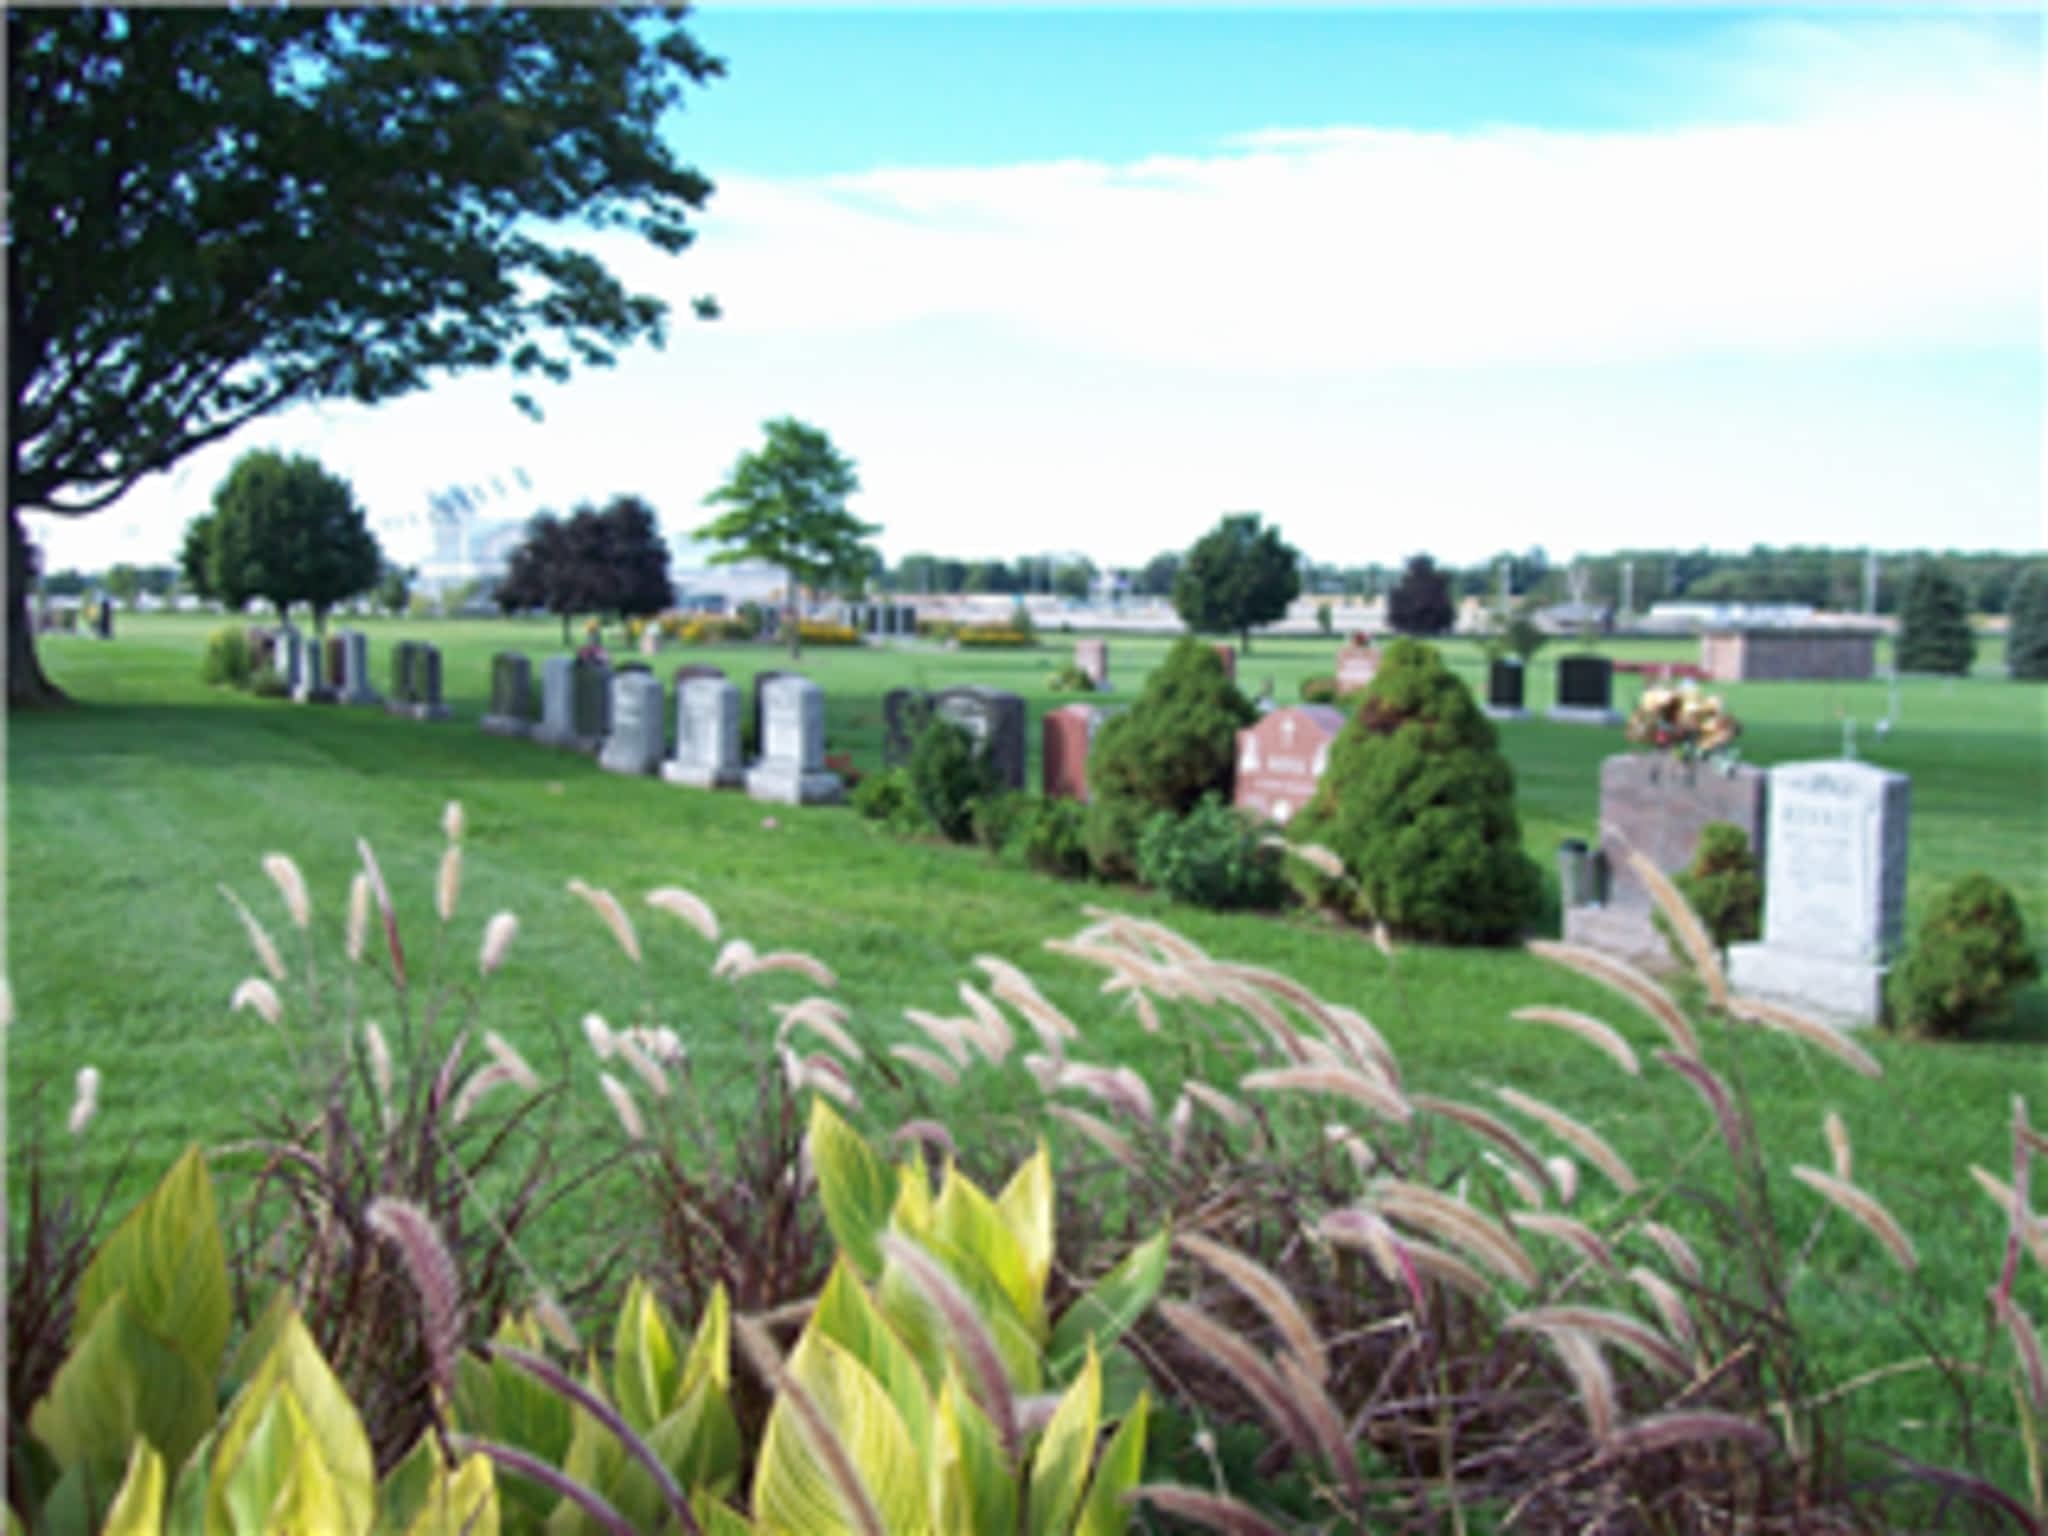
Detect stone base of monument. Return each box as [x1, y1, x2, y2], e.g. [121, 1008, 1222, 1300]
[532, 726, 599, 754]
[387, 702, 451, 722]
[597, 742, 660, 777]
[1482, 705, 1528, 721]
[1562, 904, 1679, 973]
[1727, 944, 1887, 1029]
[480, 714, 533, 738]
[337, 688, 381, 708]
[743, 764, 844, 806]
[661, 760, 741, 790]
[292, 684, 337, 705]
[1546, 705, 1622, 726]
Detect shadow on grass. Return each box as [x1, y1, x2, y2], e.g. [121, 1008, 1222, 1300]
[1961, 984, 2048, 1046]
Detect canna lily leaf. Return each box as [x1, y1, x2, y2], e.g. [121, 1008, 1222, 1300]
[933, 1164, 1045, 1342]
[892, 1156, 936, 1237]
[809, 1099, 895, 1279]
[1026, 1346, 1101, 1536]
[931, 1369, 1018, 1536]
[994, 1142, 1055, 1307]
[1046, 1232, 1169, 1382]
[99, 1441, 165, 1536]
[73, 1146, 232, 1385]
[752, 1328, 927, 1536]
[403, 1452, 500, 1536]
[681, 1283, 732, 1398]
[810, 1262, 935, 1457]
[30, 1292, 213, 1481]
[207, 1310, 375, 1536]
[611, 1279, 682, 1433]
[877, 1229, 1044, 1396]
[1073, 1391, 1149, 1536]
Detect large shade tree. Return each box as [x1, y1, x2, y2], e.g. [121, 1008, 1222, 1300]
[6, 7, 721, 704]
[1172, 512, 1301, 653]
[185, 449, 382, 630]
[495, 496, 672, 644]
[696, 418, 878, 658]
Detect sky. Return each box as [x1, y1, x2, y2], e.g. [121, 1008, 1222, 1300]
[30, 3, 2043, 577]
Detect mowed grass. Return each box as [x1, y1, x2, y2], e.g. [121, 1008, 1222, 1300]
[10, 613, 2046, 1482]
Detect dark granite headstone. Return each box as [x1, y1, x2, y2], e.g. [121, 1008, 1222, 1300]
[1556, 655, 1613, 710]
[1487, 658, 1526, 711]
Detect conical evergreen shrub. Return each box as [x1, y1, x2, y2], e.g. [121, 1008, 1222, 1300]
[2006, 564, 2048, 681]
[1895, 562, 1976, 676]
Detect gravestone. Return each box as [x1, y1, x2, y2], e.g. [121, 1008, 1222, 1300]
[386, 642, 417, 711]
[1335, 638, 1379, 695]
[1233, 705, 1346, 825]
[930, 686, 1027, 791]
[385, 643, 450, 720]
[569, 659, 612, 751]
[1548, 654, 1620, 726]
[1212, 643, 1238, 683]
[481, 653, 535, 737]
[1729, 761, 1911, 1027]
[599, 670, 667, 776]
[1484, 658, 1527, 720]
[293, 641, 332, 704]
[337, 631, 379, 706]
[752, 670, 796, 755]
[673, 663, 726, 688]
[275, 628, 303, 690]
[532, 657, 580, 749]
[744, 676, 844, 805]
[1075, 639, 1109, 690]
[246, 627, 277, 677]
[324, 635, 346, 689]
[897, 604, 917, 636]
[883, 687, 929, 768]
[1042, 704, 1103, 801]
[663, 677, 744, 789]
[1562, 754, 1768, 970]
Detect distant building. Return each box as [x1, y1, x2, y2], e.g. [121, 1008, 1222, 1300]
[1643, 601, 1818, 631]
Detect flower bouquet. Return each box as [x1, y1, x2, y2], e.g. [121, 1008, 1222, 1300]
[1626, 682, 1741, 762]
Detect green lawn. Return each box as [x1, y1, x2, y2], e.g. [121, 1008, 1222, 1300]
[10, 614, 2046, 1485]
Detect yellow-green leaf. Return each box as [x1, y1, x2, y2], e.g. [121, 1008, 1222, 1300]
[611, 1279, 682, 1433]
[216, 1388, 306, 1536]
[1046, 1232, 1168, 1382]
[994, 1143, 1054, 1307]
[931, 1370, 1018, 1536]
[164, 1431, 212, 1536]
[404, 1453, 500, 1536]
[809, 1100, 894, 1279]
[891, 1157, 935, 1237]
[751, 1330, 927, 1536]
[30, 1292, 213, 1478]
[74, 1146, 231, 1383]
[681, 1284, 731, 1398]
[877, 1232, 1043, 1396]
[1074, 1391, 1148, 1536]
[607, 1375, 743, 1527]
[1026, 1346, 1100, 1536]
[809, 1262, 935, 1457]
[99, 1440, 165, 1536]
[933, 1165, 1044, 1342]
[208, 1311, 374, 1536]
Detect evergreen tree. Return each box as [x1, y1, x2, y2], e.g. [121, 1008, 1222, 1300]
[2006, 564, 2048, 681]
[1895, 561, 1976, 676]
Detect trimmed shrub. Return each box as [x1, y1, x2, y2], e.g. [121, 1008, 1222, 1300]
[1299, 675, 1338, 704]
[1655, 822, 1762, 961]
[1083, 793, 1150, 883]
[201, 625, 253, 688]
[971, 790, 1031, 855]
[1896, 561, 1976, 676]
[955, 625, 1037, 649]
[1888, 873, 2038, 1037]
[1047, 662, 1096, 693]
[2007, 564, 2048, 680]
[1023, 798, 1091, 880]
[795, 620, 860, 646]
[1293, 636, 1541, 944]
[909, 717, 999, 843]
[1088, 635, 1256, 818]
[1137, 794, 1287, 911]
[249, 670, 291, 700]
[851, 767, 921, 833]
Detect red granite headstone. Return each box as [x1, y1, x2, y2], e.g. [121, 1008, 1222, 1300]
[1233, 705, 1346, 825]
[1042, 704, 1102, 801]
[1336, 637, 1379, 695]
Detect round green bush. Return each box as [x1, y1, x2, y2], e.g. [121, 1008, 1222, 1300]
[1083, 793, 1150, 883]
[971, 791, 1031, 856]
[1676, 822, 1763, 947]
[1046, 662, 1096, 693]
[909, 717, 999, 844]
[1023, 798, 1091, 880]
[1299, 675, 1338, 704]
[1888, 873, 2038, 1037]
[1136, 795, 1287, 911]
[201, 626, 253, 688]
[1088, 635, 1254, 817]
[851, 766, 915, 827]
[1292, 636, 1541, 944]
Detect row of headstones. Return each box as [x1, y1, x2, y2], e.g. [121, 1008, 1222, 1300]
[482, 654, 844, 805]
[844, 603, 920, 637]
[1483, 653, 1624, 723]
[244, 627, 449, 719]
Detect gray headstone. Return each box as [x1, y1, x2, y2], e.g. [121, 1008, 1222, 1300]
[482, 652, 534, 737]
[570, 659, 611, 749]
[337, 631, 378, 706]
[1076, 639, 1109, 689]
[882, 687, 929, 768]
[662, 677, 744, 789]
[533, 656, 580, 748]
[930, 686, 1027, 791]
[599, 670, 667, 776]
[276, 628, 303, 689]
[416, 645, 447, 717]
[1729, 761, 1911, 1027]
[292, 642, 328, 704]
[744, 676, 843, 804]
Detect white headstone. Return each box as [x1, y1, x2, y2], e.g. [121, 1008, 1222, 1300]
[743, 676, 843, 804]
[662, 678, 743, 789]
[598, 671, 666, 776]
[276, 628, 303, 689]
[532, 656, 579, 748]
[1729, 760, 1911, 1027]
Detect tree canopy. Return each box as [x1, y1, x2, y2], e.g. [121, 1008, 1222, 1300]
[1895, 561, 1976, 676]
[1388, 555, 1455, 637]
[1171, 513, 1300, 653]
[496, 497, 673, 643]
[184, 450, 382, 630]
[696, 418, 877, 657]
[7, 6, 721, 702]
[2007, 565, 2048, 682]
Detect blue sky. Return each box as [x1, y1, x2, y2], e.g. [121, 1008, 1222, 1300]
[38, 4, 2042, 576]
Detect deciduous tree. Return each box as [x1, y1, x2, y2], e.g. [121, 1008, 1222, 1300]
[1388, 554, 1455, 637]
[190, 450, 382, 632]
[1171, 513, 1300, 654]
